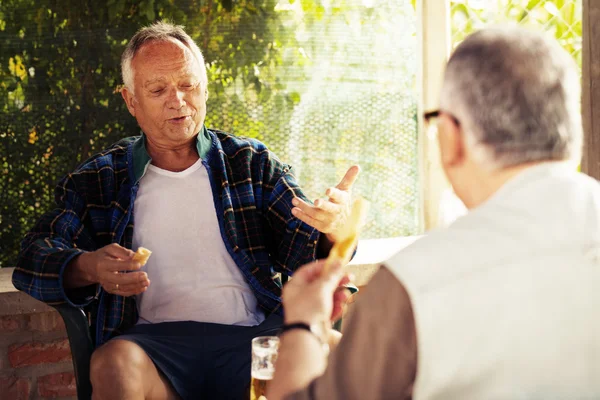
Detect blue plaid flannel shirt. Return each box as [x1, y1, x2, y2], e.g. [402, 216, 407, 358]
[12, 126, 321, 347]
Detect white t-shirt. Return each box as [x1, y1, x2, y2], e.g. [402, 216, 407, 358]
[133, 158, 265, 326]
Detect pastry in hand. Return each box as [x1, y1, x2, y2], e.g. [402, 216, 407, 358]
[132, 247, 152, 266]
[326, 197, 369, 270]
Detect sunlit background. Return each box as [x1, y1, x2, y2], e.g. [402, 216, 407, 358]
[0, 0, 582, 267]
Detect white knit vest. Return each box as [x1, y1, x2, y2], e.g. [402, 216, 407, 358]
[387, 163, 600, 400]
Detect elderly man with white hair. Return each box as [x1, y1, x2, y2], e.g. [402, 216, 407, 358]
[269, 26, 600, 400]
[12, 21, 360, 399]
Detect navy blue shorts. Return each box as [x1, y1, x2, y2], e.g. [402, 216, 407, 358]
[116, 314, 283, 399]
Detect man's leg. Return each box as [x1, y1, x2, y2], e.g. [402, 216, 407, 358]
[90, 339, 180, 400]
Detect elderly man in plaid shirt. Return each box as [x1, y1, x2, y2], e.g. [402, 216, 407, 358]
[12, 21, 359, 400]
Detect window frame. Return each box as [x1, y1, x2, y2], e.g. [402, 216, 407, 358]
[417, 0, 451, 232]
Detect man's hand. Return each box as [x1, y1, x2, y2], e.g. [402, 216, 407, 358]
[282, 259, 352, 326]
[291, 165, 360, 242]
[66, 243, 150, 297]
[271, 260, 351, 400]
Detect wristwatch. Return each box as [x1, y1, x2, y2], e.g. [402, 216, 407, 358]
[280, 322, 330, 356]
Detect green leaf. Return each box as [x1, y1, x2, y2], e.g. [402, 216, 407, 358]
[145, 7, 155, 21]
[289, 91, 300, 104]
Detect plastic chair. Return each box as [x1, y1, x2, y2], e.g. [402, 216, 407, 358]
[53, 303, 94, 400]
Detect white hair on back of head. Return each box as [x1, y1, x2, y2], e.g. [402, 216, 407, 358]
[440, 26, 582, 170]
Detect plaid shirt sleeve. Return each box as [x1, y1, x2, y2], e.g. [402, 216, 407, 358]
[12, 173, 98, 307]
[261, 152, 321, 274]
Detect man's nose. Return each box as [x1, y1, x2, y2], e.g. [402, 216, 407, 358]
[166, 87, 186, 109]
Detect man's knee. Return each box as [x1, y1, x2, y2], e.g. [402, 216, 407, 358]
[90, 339, 147, 394]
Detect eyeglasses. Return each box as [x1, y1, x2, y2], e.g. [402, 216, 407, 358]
[423, 110, 461, 127]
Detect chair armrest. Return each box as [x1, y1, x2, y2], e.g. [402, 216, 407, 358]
[53, 303, 93, 400]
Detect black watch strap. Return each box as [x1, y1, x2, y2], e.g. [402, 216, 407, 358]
[279, 322, 312, 335]
[279, 322, 331, 356]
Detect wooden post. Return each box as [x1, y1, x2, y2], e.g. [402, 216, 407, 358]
[418, 0, 451, 231]
[582, 0, 600, 179]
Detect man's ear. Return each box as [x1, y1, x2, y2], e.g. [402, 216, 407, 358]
[121, 87, 136, 117]
[438, 116, 465, 168]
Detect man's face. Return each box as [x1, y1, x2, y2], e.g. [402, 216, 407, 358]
[121, 39, 207, 145]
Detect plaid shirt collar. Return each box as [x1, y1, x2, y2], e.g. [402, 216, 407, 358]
[130, 125, 213, 183]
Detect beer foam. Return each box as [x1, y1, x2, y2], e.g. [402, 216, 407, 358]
[251, 371, 274, 380]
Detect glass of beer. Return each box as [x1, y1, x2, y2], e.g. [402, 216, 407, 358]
[250, 336, 279, 400]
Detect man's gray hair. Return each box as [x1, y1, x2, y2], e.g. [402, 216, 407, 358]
[440, 26, 582, 169]
[121, 21, 208, 94]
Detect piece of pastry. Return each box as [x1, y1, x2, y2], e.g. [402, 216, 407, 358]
[132, 247, 152, 266]
[325, 197, 369, 270]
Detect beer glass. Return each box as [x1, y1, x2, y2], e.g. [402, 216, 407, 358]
[250, 336, 279, 400]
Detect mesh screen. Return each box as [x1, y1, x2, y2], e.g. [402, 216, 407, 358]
[206, 0, 420, 238]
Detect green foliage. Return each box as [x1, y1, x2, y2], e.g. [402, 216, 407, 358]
[1, 0, 423, 269]
[451, 0, 582, 67]
[0, 0, 295, 267]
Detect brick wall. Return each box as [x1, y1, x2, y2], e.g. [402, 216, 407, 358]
[0, 308, 76, 400]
